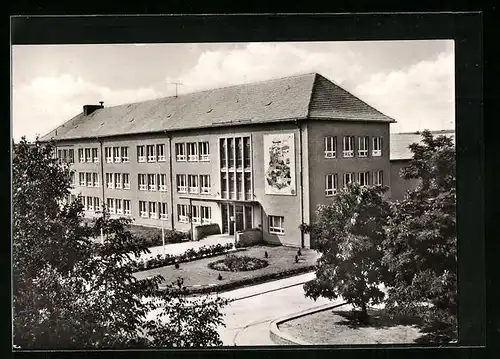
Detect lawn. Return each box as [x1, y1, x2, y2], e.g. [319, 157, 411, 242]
[133, 245, 318, 293]
[279, 306, 428, 345]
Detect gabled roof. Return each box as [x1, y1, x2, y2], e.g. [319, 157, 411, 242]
[41, 73, 395, 141]
[390, 130, 455, 161]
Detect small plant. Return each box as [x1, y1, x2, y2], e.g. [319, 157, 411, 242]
[217, 273, 223, 281]
[295, 255, 299, 263]
[174, 262, 180, 269]
[264, 251, 268, 258]
[297, 248, 302, 256]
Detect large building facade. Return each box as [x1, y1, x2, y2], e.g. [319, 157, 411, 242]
[43, 73, 396, 248]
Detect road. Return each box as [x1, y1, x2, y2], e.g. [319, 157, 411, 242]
[215, 273, 343, 346]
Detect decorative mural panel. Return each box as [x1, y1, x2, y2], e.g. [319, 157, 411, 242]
[263, 133, 296, 195]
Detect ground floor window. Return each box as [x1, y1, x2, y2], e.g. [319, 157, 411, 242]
[269, 215, 285, 235]
[139, 200, 148, 218]
[159, 202, 168, 220]
[177, 204, 189, 223]
[191, 205, 200, 224]
[201, 206, 212, 224]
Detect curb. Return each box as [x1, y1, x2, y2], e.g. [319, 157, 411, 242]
[226, 277, 313, 302]
[269, 301, 348, 345]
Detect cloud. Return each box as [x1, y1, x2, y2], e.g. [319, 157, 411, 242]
[353, 52, 455, 132]
[12, 74, 162, 141]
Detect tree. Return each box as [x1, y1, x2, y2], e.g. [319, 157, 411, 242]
[382, 130, 456, 340]
[303, 183, 391, 322]
[12, 137, 227, 349]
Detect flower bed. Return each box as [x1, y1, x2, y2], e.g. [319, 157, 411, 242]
[208, 254, 269, 272]
[131, 243, 235, 272]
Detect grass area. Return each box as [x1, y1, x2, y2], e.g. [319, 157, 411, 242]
[133, 245, 318, 293]
[279, 307, 431, 345]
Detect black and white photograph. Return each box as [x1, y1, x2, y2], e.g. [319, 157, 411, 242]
[11, 35, 460, 349]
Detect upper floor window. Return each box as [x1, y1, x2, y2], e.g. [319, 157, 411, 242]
[148, 174, 157, 191]
[106, 173, 114, 189]
[200, 175, 211, 194]
[325, 136, 337, 158]
[79, 172, 85, 186]
[157, 144, 166, 162]
[121, 147, 129, 162]
[358, 171, 370, 186]
[70, 172, 76, 186]
[175, 143, 186, 162]
[115, 173, 122, 189]
[92, 173, 99, 187]
[123, 173, 130, 189]
[343, 136, 355, 158]
[92, 148, 99, 163]
[137, 145, 146, 163]
[138, 174, 147, 191]
[187, 142, 198, 162]
[221, 172, 228, 199]
[373, 170, 384, 186]
[243, 137, 251, 169]
[228, 138, 235, 168]
[199, 142, 210, 161]
[358, 136, 369, 157]
[147, 145, 156, 162]
[325, 174, 338, 197]
[236, 138, 243, 169]
[158, 174, 167, 192]
[86, 173, 93, 187]
[220, 139, 227, 168]
[105, 147, 113, 163]
[85, 148, 92, 163]
[244, 172, 252, 200]
[113, 147, 121, 163]
[372, 137, 383, 157]
[343, 172, 355, 187]
[177, 174, 187, 193]
[269, 215, 285, 235]
[78, 149, 85, 163]
[188, 175, 199, 193]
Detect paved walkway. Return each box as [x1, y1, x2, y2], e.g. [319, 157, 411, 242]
[138, 234, 235, 261]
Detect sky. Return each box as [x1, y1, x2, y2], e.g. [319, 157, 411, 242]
[11, 40, 455, 141]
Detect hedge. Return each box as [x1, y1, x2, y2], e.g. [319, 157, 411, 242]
[132, 243, 235, 272]
[160, 264, 316, 295]
[128, 225, 190, 248]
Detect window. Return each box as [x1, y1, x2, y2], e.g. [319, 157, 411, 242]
[177, 174, 187, 193]
[93, 173, 99, 187]
[92, 148, 99, 162]
[105, 147, 113, 163]
[229, 173, 235, 199]
[228, 138, 235, 168]
[175, 143, 186, 161]
[158, 174, 167, 191]
[123, 173, 130, 189]
[137, 145, 146, 162]
[373, 170, 383, 186]
[325, 136, 337, 158]
[187, 142, 198, 162]
[177, 204, 189, 223]
[372, 137, 383, 157]
[147, 145, 156, 162]
[123, 200, 131, 216]
[107, 198, 115, 214]
[115, 173, 122, 189]
[191, 205, 200, 224]
[87, 196, 93, 211]
[236, 172, 243, 200]
[325, 174, 338, 196]
[85, 148, 92, 163]
[199, 142, 210, 161]
[220, 139, 227, 168]
[159, 202, 168, 220]
[358, 136, 369, 157]
[200, 175, 210, 194]
[149, 202, 157, 219]
[358, 171, 370, 186]
[106, 173, 114, 189]
[121, 147, 129, 162]
[244, 172, 252, 200]
[148, 174, 157, 191]
[139, 201, 148, 218]
[68, 149, 75, 163]
[113, 147, 121, 163]
[94, 197, 101, 212]
[269, 215, 285, 235]
[115, 199, 122, 215]
[138, 174, 147, 191]
[58, 149, 63, 162]
[244, 137, 251, 169]
[221, 172, 228, 198]
[79, 172, 85, 186]
[156, 144, 165, 162]
[343, 136, 354, 157]
[79, 149, 85, 163]
[70, 172, 76, 186]
[188, 175, 199, 193]
[86, 172, 93, 187]
[201, 206, 211, 224]
[236, 138, 243, 168]
[343, 172, 355, 187]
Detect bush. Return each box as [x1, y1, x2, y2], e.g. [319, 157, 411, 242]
[128, 225, 190, 247]
[208, 254, 269, 272]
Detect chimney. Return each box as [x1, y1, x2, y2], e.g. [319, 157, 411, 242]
[83, 102, 104, 116]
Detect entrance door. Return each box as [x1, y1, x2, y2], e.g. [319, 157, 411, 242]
[221, 203, 252, 234]
[235, 205, 244, 232]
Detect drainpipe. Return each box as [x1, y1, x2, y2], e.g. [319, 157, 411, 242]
[166, 132, 175, 231]
[97, 137, 105, 244]
[295, 120, 305, 248]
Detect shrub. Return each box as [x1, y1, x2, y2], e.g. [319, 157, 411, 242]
[128, 225, 190, 248]
[208, 254, 268, 272]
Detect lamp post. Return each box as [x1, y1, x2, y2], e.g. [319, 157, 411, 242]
[230, 215, 236, 240]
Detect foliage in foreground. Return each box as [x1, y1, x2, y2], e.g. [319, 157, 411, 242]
[12, 138, 227, 349]
[304, 184, 391, 321]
